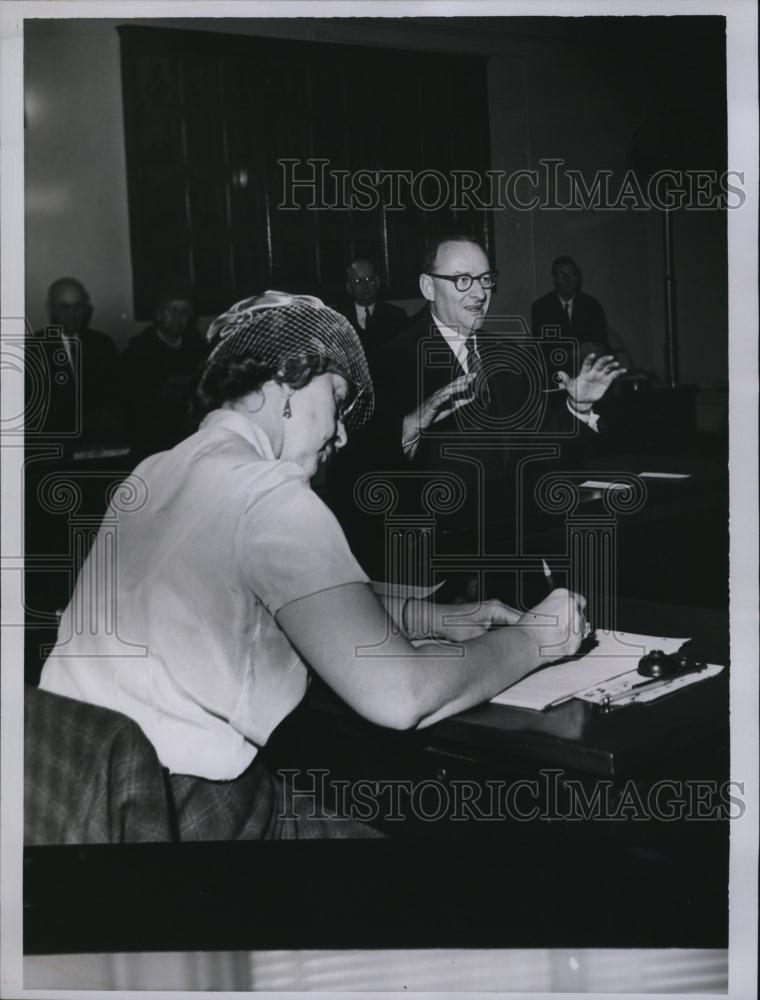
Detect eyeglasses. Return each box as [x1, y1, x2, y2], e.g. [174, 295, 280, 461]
[426, 271, 498, 292]
[335, 391, 360, 423]
[350, 275, 379, 286]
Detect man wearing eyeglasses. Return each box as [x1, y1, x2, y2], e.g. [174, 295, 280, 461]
[336, 258, 409, 349]
[331, 235, 624, 585]
[373, 235, 622, 456]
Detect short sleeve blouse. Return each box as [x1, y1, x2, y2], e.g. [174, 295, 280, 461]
[40, 409, 368, 780]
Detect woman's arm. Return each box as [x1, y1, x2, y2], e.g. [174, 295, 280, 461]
[375, 592, 521, 642]
[277, 583, 585, 730]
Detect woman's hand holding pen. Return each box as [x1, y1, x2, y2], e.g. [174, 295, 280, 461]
[543, 557, 591, 640]
[517, 589, 588, 662]
[404, 589, 587, 663]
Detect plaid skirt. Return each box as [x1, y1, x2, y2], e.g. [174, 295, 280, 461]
[25, 685, 381, 843]
[24, 685, 172, 845]
[169, 760, 383, 841]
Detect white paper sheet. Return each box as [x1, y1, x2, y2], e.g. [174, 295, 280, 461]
[638, 471, 692, 479]
[579, 480, 632, 490]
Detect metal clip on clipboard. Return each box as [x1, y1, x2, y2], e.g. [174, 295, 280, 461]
[593, 650, 715, 711]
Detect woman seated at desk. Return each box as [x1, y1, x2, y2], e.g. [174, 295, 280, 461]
[39, 291, 587, 841]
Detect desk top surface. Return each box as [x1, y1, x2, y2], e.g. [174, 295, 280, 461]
[311, 600, 729, 779]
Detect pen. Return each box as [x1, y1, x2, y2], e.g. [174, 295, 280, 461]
[544, 557, 593, 640]
[542, 558, 556, 593]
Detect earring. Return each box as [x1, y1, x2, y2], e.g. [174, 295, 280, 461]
[283, 398, 292, 419]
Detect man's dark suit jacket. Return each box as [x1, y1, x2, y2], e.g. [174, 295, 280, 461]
[328, 307, 596, 581]
[334, 298, 409, 350]
[121, 324, 209, 454]
[26, 326, 122, 446]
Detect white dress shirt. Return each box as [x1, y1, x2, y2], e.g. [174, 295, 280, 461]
[559, 294, 574, 322]
[355, 303, 374, 330]
[430, 312, 477, 373]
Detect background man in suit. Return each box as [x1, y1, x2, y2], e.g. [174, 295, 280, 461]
[27, 277, 123, 447]
[336, 258, 408, 350]
[531, 255, 611, 370]
[121, 279, 208, 456]
[329, 236, 623, 592]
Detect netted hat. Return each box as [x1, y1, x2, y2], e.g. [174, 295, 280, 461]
[205, 290, 374, 429]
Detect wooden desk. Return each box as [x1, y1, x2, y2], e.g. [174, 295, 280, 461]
[23, 600, 730, 955]
[433, 600, 727, 777]
[21, 452, 730, 955]
[281, 599, 728, 781]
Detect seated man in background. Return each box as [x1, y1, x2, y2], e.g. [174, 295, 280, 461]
[531, 255, 612, 375]
[121, 280, 209, 455]
[27, 277, 123, 449]
[335, 258, 408, 353]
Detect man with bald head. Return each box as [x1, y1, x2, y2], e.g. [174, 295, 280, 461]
[336, 258, 408, 349]
[330, 235, 624, 587]
[28, 277, 122, 446]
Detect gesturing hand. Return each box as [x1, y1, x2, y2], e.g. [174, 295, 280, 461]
[556, 353, 626, 408]
[518, 588, 587, 662]
[402, 374, 475, 457]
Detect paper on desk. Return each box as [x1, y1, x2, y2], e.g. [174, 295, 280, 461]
[72, 446, 132, 461]
[579, 480, 632, 491]
[638, 471, 691, 480]
[490, 631, 688, 710]
[576, 663, 724, 707]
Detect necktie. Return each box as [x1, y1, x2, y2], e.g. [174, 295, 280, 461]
[465, 335, 481, 375]
[357, 304, 374, 331]
[465, 336, 490, 404]
[56, 331, 76, 375]
[563, 300, 572, 326]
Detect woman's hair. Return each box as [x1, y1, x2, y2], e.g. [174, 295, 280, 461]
[194, 351, 337, 423]
[193, 291, 374, 429]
